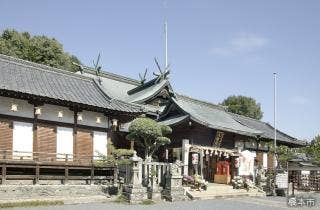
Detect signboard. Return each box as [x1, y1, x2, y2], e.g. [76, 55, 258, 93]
[276, 172, 288, 189]
[192, 153, 199, 165]
[212, 131, 224, 147]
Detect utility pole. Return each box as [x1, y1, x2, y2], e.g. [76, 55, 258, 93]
[164, 20, 168, 69]
[273, 72, 277, 169]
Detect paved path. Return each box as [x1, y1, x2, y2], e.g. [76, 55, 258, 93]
[13, 196, 319, 210]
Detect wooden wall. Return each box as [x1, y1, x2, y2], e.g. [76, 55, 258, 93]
[0, 119, 13, 158]
[37, 124, 56, 160]
[76, 129, 93, 157]
[168, 121, 236, 149]
[0, 117, 104, 161]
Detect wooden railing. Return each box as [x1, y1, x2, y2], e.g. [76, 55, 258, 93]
[0, 150, 116, 185]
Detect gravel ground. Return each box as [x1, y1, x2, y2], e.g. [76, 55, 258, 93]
[12, 196, 320, 210]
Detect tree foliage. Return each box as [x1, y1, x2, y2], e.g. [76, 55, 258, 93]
[303, 135, 320, 163]
[126, 117, 172, 160]
[276, 145, 294, 168]
[0, 29, 81, 71]
[220, 95, 263, 120]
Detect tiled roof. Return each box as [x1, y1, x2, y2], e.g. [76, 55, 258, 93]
[72, 59, 304, 146]
[0, 54, 143, 113]
[173, 94, 263, 136]
[231, 113, 306, 146]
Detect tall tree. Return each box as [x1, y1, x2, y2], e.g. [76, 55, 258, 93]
[0, 29, 81, 71]
[220, 95, 263, 120]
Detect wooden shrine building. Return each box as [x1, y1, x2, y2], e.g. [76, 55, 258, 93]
[78, 62, 306, 183]
[0, 54, 142, 184]
[0, 53, 306, 184]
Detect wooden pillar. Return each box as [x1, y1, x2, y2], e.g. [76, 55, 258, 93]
[33, 105, 39, 160]
[35, 164, 40, 185]
[107, 132, 112, 156]
[1, 164, 6, 185]
[90, 158, 94, 185]
[113, 166, 118, 185]
[73, 110, 78, 162]
[64, 165, 69, 185]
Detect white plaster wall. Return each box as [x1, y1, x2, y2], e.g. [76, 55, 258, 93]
[0, 96, 33, 118]
[263, 152, 268, 169]
[78, 110, 108, 128]
[0, 96, 109, 129]
[93, 131, 108, 158]
[38, 104, 74, 124]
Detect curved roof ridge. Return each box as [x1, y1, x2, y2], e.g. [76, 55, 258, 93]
[176, 93, 227, 111]
[264, 122, 296, 140]
[172, 97, 262, 136]
[0, 53, 92, 82]
[82, 66, 140, 85]
[229, 111, 264, 123]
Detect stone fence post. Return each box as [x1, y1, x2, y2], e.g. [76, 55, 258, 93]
[162, 160, 186, 201]
[182, 139, 189, 176]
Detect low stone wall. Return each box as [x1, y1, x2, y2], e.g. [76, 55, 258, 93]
[0, 185, 112, 200]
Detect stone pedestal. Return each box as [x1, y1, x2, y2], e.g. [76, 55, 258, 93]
[123, 185, 148, 204]
[162, 160, 187, 201]
[148, 176, 162, 201]
[122, 152, 148, 203]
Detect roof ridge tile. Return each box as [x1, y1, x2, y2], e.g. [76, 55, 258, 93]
[0, 53, 92, 82]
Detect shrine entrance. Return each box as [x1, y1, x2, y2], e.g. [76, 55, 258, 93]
[186, 145, 237, 184]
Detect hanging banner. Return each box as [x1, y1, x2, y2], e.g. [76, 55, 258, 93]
[238, 150, 255, 176]
[192, 153, 199, 165]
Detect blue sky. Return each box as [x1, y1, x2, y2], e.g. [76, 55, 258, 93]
[0, 0, 319, 140]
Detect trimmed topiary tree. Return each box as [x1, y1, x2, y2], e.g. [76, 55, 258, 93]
[126, 117, 172, 161]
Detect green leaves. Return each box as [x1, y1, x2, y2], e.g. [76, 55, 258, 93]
[127, 118, 162, 142]
[126, 117, 172, 159]
[0, 29, 81, 72]
[304, 135, 320, 163]
[220, 95, 263, 120]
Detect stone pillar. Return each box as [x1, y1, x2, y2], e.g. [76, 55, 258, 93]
[122, 152, 147, 203]
[148, 164, 162, 201]
[200, 150, 204, 179]
[162, 160, 186, 202]
[182, 139, 189, 176]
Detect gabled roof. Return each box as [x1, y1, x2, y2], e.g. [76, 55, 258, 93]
[79, 68, 174, 112]
[158, 94, 305, 146]
[73, 60, 304, 146]
[0, 54, 143, 114]
[159, 114, 189, 126]
[172, 94, 263, 137]
[231, 113, 306, 146]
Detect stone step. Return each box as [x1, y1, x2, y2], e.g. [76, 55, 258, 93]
[187, 191, 265, 200]
[185, 184, 265, 200]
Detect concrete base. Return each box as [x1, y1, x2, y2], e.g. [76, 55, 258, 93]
[162, 187, 187, 202]
[122, 185, 148, 204]
[0, 185, 110, 200]
[186, 183, 265, 200]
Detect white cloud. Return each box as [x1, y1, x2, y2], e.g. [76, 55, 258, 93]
[209, 33, 269, 57]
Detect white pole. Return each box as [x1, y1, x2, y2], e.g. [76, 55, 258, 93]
[164, 21, 168, 68]
[273, 72, 277, 169]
